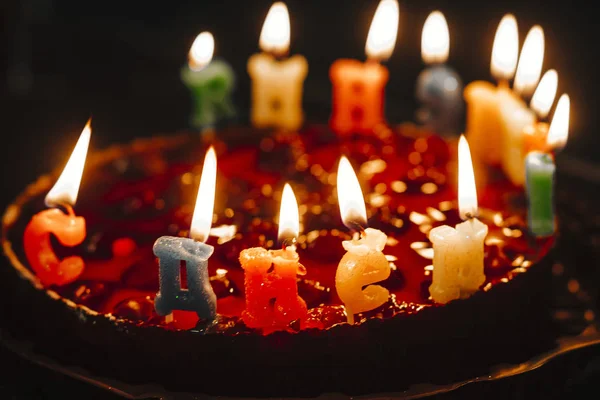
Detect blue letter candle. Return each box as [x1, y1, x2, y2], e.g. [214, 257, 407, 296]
[153, 147, 219, 320]
[525, 151, 555, 237]
[181, 32, 236, 130]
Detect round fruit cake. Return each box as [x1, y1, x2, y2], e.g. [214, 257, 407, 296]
[1, 123, 557, 397]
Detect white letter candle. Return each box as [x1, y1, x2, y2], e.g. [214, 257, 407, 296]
[335, 156, 390, 324]
[464, 14, 519, 166]
[415, 11, 463, 136]
[525, 94, 570, 236]
[429, 136, 488, 304]
[153, 147, 218, 320]
[247, 2, 308, 131]
[180, 32, 236, 130]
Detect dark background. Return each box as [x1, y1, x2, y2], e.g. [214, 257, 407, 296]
[1, 0, 599, 398]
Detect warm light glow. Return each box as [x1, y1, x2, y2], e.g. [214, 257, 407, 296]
[530, 69, 558, 118]
[458, 135, 478, 220]
[190, 147, 217, 242]
[277, 183, 300, 243]
[547, 94, 570, 150]
[514, 25, 545, 96]
[421, 11, 449, 64]
[188, 32, 214, 71]
[491, 14, 519, 81]
[365, 0, 399, 61]
[259, 2, 290, 56]
[45, 119, 92, 207]
[337, 156, 368, 229]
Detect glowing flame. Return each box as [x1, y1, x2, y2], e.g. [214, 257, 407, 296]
[365, 0, 399, 61]
[188, 32, 215, 71]
[190, 147, 217, 242]
[45, 119, 92, 207]
[259, 2, 290, 56]
[337, 156, 368, 230]
[514, 25, 545, 96]
[530, 69, 558, 118]
[277, 183, 300, 243]
[491, 14, 519, 81]
[547, 94, 570, 150]
[421, 11, 449, 64]
[458, 135, 478, 220]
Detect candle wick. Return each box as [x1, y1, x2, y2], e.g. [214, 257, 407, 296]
[281, 237, 296, 251]
[60, 203, 75, 216]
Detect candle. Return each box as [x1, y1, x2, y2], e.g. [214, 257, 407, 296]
[247, 2, 308, 131]
[329, 0, 399, 136]
[525, 94, 570, 236]
[239, 183, 307, 332]
[180, 32, 236, 130]
[153, 147, 218, 320]
[23, 120, 91, 287]
[415, 11, 463, 136]
[429, 136, 488, 304]
[335, 156, 390, 324]
[499, 27, 545, 186]
[464, 14, 519, 166]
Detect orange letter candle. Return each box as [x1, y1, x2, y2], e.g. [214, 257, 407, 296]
[329, 0, 399, 136]
[239, 183, 307, 332]
[23, 120, 91, 287]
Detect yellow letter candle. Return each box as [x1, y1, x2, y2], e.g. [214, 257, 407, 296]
[247, 2, 308, 131]
[429, 136, 488, 304]
[464, 14, 519, 166]
[335, 156, 390, 324]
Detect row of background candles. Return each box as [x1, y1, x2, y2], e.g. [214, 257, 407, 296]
[23, 0, 569, 330]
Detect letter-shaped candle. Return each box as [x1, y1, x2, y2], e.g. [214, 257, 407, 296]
[23, 120, 91, 287]
[153, 147, 218, 320]
[329, 0, 399, 136]
[429, 136, 488, 304]
[181, 32, 236, 129]
[248, 2, 308, 131]
[335, 156, 390, 324]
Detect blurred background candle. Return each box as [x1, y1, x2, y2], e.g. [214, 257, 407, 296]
[180, 32, 236, 130]
[415, 11, 463, 137]
[239, 183, 307, 332]
[153, 147, 218, 320]
[429, 136, 488, 304]
[23, 120, 91, 287]
[329, 0, 399, 136]
[335, 156, 390, 324]
[247, 2, 308, 131]
[464, 14, 519, 166]
[526, 94, 570, 236]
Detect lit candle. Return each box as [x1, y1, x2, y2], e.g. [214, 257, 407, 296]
[429, 136, 488, 304]
[415, 11, 463, 136]
[335, 156, 390, 324]
[180, 32, 236, 130]
[153, 147, 218, 320]
[329, 0, 399, 136]
[247, 2, 308, 131]
[239, 183, 307, 332]
[23, 120, 91, 287]
[464, 14, 519, 166]
[525, 94, 570, 236]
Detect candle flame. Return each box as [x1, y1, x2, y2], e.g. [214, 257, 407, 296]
[365, 0, 399, 61]
[458, 135, 478, 220]
[421, 11, 449, 64]
[337, 156, 368, 230]
[188, 32, 215, 71]
[190, 147, 217, 242]
[547, 94, 570, 150]
[259, 2, 290, 56]
[45, 119, 92, 207]
[277, 183, 300, 244]
[514, 25, 545, 96]
[491, 14, 519, 81]
[530, 69, 558, 118]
